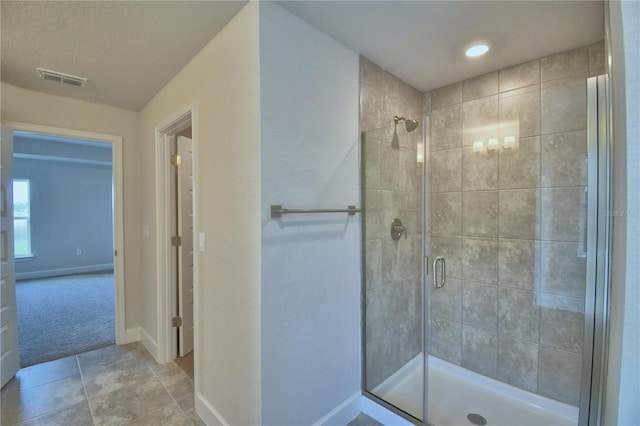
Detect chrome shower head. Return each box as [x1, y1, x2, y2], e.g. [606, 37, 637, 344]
[405, 119, 419, 132]
[393, 115, 420, 132]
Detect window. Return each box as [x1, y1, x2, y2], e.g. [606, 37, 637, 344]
[13, 179, 32, 258]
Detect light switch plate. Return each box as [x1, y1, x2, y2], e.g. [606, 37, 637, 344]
[198, 232, 205, 252]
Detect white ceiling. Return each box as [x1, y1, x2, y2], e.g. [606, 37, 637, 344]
[0, 1, 247, 111]
[278, 1, 605, 93]
[1, 1, 604, 111]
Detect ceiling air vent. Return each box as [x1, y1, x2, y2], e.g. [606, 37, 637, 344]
[36, 68, 88, 88]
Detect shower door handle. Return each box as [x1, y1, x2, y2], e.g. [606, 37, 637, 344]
[432, 256, 446, 289]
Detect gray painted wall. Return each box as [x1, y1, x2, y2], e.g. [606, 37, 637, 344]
[260, 3, 361, 424]
[14, 136, 113, 279]
[607, 1, 640, 424]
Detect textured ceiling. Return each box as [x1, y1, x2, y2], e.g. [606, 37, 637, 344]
[278, 1, 604, 93]
[1, 1, 247, 111]
[1, 1, 604, 111]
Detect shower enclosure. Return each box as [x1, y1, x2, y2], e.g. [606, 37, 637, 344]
[361, 55, 609, 425]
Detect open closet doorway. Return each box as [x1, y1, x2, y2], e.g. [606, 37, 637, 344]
[172, 126, 195, 379]
[4, 123, 126, 369]
[154, 104, 198, 383]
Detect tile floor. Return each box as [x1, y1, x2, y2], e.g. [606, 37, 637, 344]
[0, 342, 204, 426]
[174, 352, 194, 380]
[347, 413, 384, 426]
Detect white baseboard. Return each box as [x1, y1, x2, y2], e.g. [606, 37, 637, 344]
[16, 264, 114, 280]
[140, 328, 159, 361]
[313, 391, 362, 426]
[362, 395, 413, 425]
[195, 391, 230, 426]
[123, 327, 141, 344]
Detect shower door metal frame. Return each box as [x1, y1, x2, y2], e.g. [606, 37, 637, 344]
[580, 74, 612, 426]
[359, 125, 428, 426]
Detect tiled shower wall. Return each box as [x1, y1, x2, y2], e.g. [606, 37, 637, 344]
[360, 57, 424, 388]
[426, 42, 605, 406]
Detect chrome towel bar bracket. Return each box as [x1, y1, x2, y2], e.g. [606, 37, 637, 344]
[271, 205, 361, 218]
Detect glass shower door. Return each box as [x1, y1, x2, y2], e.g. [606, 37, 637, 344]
[426, 74, 601, 426]
[361, 122, 425, 421]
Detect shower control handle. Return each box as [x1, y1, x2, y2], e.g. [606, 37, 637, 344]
[390, 218, 407, 241]
[433, 256, 446, 289]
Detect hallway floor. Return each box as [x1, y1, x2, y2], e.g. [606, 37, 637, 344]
[1, 342, 204, 425]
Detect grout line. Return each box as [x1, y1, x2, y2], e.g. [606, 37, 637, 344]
[152, 360, 195, 423]
[76, 354, 97, 426]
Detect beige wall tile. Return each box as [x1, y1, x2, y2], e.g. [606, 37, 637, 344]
[497, 337, 538, 392]
[463, 146, 498, 190]
[432, 82, 462, 110]
[380, 140, 400, 190]
[431, 106, 462, 151]
[499, 136, 541, 189]
[430, 319, 462, 365]
[541, 79, 587, 135]
[360, 56, 384, 88]
[462, 191, 498, 237]
[431, 192, 462, 235]
[498, 239, 540, 292]
[431, 148, 462, 192]
[430, 235, 462, 279]
[499, 90, 541, 139]
[431, 278, 462, 323]
[462, 237, 498, 284]
[499, 60, 540, 93]
[363, 137, 382, 188]
[423, 92, 432, 116]
[540, 241, 587, 299]
[360, 82, 383, 132]
[463, 72, 499, 102]
[541, 187, 587, 242]
[462, 325, 498, 377]
[541, 130, 587, 187]
[462, 281, 498, 333]
[463, 99, 499, 147]
[538, 346, 582, 406]
[499, 189, 541, 240]
[540, 294, 585, 354]
[498, 287, 540, 343]
[541, 47, 589, 82]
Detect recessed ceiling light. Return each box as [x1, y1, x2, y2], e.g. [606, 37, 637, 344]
[465, 43, 490, 58]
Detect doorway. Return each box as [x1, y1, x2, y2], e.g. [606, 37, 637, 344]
[13, 131, 116, 367]
[154, 103, 198, 383]
[0, 122, 125, 384]
[173, 125, 195, 377]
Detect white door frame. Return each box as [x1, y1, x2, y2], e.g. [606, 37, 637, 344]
[2, 121, 127, 345]
[154, 101, 199, 368]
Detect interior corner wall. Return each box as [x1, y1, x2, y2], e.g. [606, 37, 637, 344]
[606, 1, 640, 425]
[259, 3, 361, 425]
[138, 2, 262, 425]
[0, 82, 143, 330]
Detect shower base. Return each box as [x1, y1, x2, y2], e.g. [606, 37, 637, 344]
[373, 355, 578, 426]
